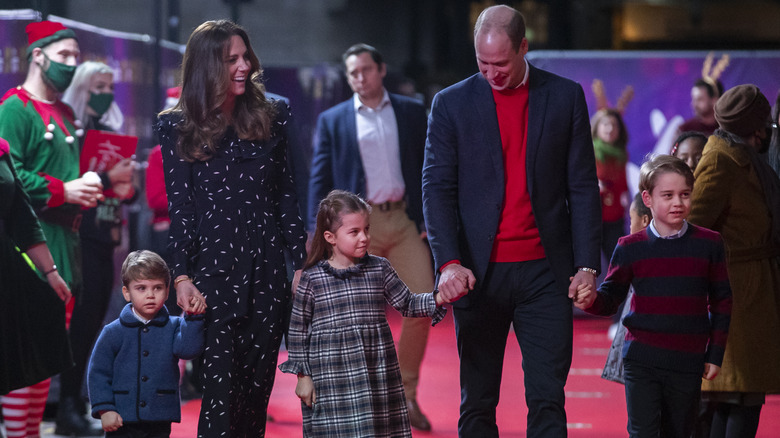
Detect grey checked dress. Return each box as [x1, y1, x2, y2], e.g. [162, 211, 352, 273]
[155, 101, 307, 437]
[279, 255, 445, 437]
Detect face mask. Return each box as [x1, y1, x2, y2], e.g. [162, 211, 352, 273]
[40, 52, 76, 92]
[88, 92, 114, 116]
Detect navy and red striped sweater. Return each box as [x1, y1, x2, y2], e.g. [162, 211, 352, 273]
[586, 224, 732, 373]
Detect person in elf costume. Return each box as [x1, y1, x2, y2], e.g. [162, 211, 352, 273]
[0, 20, 103, 437]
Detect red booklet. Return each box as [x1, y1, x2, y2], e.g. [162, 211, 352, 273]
[79, 130, 138, 174]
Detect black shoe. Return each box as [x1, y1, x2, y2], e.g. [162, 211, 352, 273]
[54, 397, 103, 437]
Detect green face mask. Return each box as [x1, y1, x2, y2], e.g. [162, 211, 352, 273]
[88, 92, 114, 116]
[41, 53, 76, 92]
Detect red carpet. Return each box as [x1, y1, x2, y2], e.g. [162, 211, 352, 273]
[173, 313, 780, 437]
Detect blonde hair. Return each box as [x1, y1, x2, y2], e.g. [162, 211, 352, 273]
[61, 61, 124, 131]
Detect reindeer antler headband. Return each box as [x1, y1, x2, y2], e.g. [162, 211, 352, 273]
[592, 79, 634, 114]
[701, 52, 730, 98]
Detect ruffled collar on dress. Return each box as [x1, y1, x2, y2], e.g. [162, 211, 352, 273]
[224, 128, 282, 163]
[319, 255, 370, 279]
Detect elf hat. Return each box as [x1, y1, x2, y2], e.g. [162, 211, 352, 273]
[26, 21, 77, 58]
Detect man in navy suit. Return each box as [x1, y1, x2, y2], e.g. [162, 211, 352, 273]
[307, 43, 434, 431]
[422, 6, 601, 436]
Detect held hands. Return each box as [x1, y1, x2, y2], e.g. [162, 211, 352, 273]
[703, 363, 721, 381]
[296, 375, 316, 407]
[175, 277, 206, 314]
[438, 264, 475, 304]
[100, 411, 123, 432]
[64, 176, 104, 207]
[569, 270, 597, 310]
[187, 294, 207, 315]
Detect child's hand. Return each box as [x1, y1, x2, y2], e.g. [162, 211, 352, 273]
[188, 295, 207, 314]
[703, 363, 721, 380]
[296, 375, 316, 408]
[100, 410, 123, 432]
[570, 276, 596, 310]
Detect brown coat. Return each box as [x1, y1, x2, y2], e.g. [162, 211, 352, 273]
[690, 135, 780, 393]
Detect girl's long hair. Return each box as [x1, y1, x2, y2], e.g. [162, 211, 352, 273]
[162, 20, 276, 162]
[61, 61, 124, 131]
[590, 108, 629, 150]
[304, 190, 371, 271]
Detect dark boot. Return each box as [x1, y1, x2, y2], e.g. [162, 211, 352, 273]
[54, 397, 103, 436]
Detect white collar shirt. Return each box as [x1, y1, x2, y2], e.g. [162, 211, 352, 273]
[353, 90, 405, 204]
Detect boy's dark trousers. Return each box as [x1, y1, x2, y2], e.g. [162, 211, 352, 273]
[105, 422, 172, 438]
[624, 358, 701, 438]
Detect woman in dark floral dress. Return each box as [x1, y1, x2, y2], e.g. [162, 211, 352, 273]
[155, 20, 306, 437]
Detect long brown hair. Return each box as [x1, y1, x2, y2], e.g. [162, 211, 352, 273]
[304, 190, 371, 270]
[591, 108, 629, 150]
[162, 20, 276, 161]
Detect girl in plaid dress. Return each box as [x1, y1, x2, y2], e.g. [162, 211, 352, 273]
[280, 190, 462, 437]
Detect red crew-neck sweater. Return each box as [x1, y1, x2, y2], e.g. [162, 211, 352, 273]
[490, 86, 545, 262]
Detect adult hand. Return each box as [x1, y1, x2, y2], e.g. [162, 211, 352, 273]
[438, 263, 475, 303]
[107, 157, 136, 185]
[46, 270, 71, 302]
[64, 176, 103, 207]
[295, 375, 316, 407]
[569, 275, 595, 310]
[176, 277, 206, 314]
[569, 270, 596, 307]
[100, 411, 123, 432]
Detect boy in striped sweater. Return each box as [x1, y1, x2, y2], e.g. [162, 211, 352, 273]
[575, 154, 732, 437]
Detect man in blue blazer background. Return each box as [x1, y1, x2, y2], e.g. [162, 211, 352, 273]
[422, 5, 602, 437]
[307, 43, 435, 431]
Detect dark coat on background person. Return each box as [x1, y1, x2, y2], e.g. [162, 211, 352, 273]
[307, 93, 427, 231]
[0, 142, 72, 394]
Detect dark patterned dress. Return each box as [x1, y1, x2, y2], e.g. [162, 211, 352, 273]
[279, 255, 445, 437]
[155, 101, 307, 438]
[0, 139, 72, 394]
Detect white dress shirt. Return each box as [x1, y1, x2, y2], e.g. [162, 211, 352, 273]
[354, 90, 405, 204]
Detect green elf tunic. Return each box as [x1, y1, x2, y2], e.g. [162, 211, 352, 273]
[0, 86, 83, 287]
[0, 138, 72, 393]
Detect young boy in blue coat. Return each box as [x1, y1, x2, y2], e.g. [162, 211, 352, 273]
[88, 250, 206, 437]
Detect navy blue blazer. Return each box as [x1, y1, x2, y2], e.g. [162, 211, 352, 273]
[422, 65, 602, 300]
[307, 93, 428, 231]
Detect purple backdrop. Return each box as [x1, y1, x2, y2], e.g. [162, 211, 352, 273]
[528, 50, 780, 164]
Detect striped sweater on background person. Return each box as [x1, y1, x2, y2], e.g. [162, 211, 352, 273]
[586, 223, 732, 373]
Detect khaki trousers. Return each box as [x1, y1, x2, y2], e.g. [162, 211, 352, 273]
[368, 201, 434, 401]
